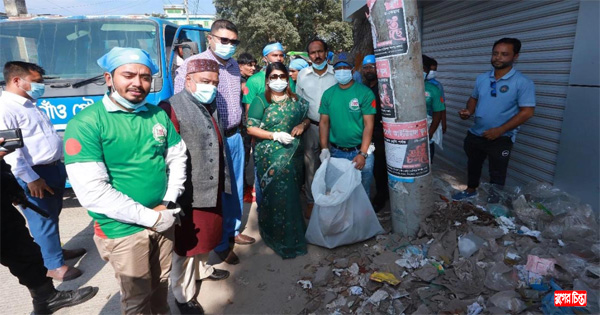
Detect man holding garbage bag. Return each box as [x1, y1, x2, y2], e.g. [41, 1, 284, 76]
[318, 52, 376, 196]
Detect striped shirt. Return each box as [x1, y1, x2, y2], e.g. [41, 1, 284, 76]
[174, 50, 242, 130]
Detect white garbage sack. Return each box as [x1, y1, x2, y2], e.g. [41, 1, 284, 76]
[306, 157, 384, 249]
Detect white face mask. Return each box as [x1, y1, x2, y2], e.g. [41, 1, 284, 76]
[269, 79, 288, 92]
[110, 75, 147, 110]
[312, 61, 327, 70]
[334, 69, 353, 85]
[423, 72, 428, 80]
[192, 82, 217, 104]
[427, 70, 437, 80]
[213, 42, 236, 60]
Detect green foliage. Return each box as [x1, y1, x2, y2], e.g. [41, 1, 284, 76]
[214, 0, 352, 60]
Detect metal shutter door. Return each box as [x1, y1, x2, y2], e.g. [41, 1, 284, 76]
[421, 0, 580, 185]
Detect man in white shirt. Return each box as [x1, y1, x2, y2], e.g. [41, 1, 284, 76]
[64, 47, 187, 314]
[296, 38, 338, 218]
[0, 61, 85, 281]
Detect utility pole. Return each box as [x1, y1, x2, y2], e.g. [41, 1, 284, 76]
[3, 0, 28, 16]
[367, 0, 434, 237]
[183, 0, 190, 25]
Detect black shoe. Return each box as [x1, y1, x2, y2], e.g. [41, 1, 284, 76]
[206, 268, 230, 281]
[176, 299, 204, 314]
[31, 281, 98, 314]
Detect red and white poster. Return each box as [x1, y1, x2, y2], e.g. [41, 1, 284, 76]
[376, 59, 396, 119]
[383, 120, 430, 179]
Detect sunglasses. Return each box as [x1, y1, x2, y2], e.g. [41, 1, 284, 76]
[269, 74, 288, 80]
[490, 81, 497, 97]
[211, 34, 240, 46]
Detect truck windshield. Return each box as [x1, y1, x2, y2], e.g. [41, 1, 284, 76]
[0, 19, 160, 81]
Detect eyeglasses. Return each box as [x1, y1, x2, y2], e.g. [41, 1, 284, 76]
[211, 34, 240, 46]
[490, 81, 497, 97]
[269, 74, 288, 80]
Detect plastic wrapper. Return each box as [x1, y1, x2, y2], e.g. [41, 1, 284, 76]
[512, 194, 553, 230]
[489, 290, 526, 313]
[484, 262, 518, 291]
[369, 272, 400, 286]
[458, 233, 485, 258]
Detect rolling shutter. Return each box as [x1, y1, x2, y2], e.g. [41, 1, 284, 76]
[421, 0, 580, 185]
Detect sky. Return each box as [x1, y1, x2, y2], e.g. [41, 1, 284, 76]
[0, 0, 216, 16]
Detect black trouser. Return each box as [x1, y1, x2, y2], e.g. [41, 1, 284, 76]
[241, 126, 254, 187]
[373, 136, 389, 199]
[0, 202, 51, 290]
[430, 142, 435, 163]
[463, 131, 513, 189]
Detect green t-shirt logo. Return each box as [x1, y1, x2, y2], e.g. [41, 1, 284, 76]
[349, 98, 360, 111]
[153, 123, 167, 143]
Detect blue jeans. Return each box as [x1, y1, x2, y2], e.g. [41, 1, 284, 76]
[216, 132, 245, 252]
[330, 146, 374, 197]
[16, 162, 67, 270]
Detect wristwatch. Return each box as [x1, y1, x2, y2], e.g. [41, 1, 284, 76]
[359, 151, 368, 159]
[160, 200, 177, 209]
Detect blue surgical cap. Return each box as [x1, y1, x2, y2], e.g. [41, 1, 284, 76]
[362, 55, 376, 65]
[97, 47, 159, 74]
[262, 42, 284, 57]
[289, 59, 309, 71]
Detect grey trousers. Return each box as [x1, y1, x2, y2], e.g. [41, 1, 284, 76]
[303, 124, 322, 204]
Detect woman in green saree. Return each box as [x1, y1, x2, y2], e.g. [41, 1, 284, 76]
[246, 62, 310, 259]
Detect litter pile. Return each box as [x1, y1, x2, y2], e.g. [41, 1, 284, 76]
[297, 180, 599, 314]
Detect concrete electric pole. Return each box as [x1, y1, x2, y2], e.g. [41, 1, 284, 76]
[183, 0, 190, 25]
[4, 0, 28, 16]
[366, 0, 434, 237]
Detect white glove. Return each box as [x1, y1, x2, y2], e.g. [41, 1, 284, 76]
[272, 132, 295, 145]
[153, 208, 182, 233]
[319, 148, 330, 162]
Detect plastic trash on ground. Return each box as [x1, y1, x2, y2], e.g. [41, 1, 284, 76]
[369, 272, 400, 286]
[484, 262, 518, 291]
[489, 290, 526, 313]
[458, 233, 485, 258]
[525, 255, 556, 276]
[306, 158, 384, 248]
[297, 280, 312, 289]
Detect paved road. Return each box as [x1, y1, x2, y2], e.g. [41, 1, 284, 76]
[1, 161, 464, 314]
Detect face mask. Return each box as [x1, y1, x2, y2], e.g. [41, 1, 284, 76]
[427, 70, 437, 80]
[110, 75, 147, 110]
[423, 72, 428, 80]
[312, 61, 327, 70]
[213, 42, 236, 60]
[19, 78, 45, 100]
[334, 69, 353, 85]
[192, 83, 217, 104]
[269, 79, 288, 92]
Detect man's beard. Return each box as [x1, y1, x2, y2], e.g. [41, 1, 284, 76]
[364, 73, 377, 82]
[491, 60, 513, 69]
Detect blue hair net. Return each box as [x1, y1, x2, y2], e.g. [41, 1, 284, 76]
[289, 59, 309, 70]
[262, 42, 284, 57]
[97, 47, 159, 74]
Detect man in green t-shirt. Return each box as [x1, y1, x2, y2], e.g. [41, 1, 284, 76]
[242, 42, 296, 110]
[423, 55, 446, 162]
[319, 52, 376, 196]
[63, 47, 187, 314]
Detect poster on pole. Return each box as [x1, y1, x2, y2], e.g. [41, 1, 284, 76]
[375, 59, 396, 119]
[367, 0, 409, 58]
[383, 120, 430, 180]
